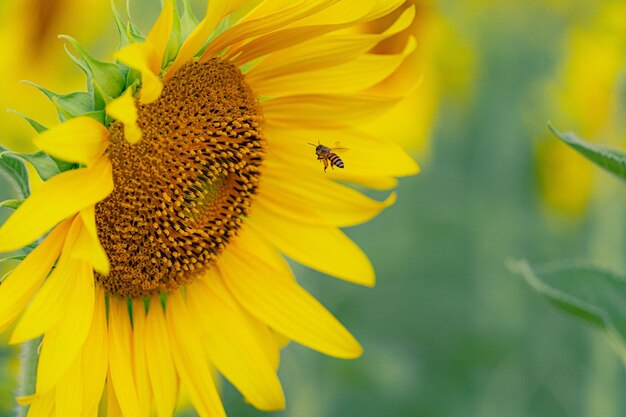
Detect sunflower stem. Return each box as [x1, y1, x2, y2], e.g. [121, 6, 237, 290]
[15, 339, 39, 417]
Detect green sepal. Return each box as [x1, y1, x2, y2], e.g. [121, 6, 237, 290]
[0, 151, 65, 181]
[111, 0, 145, 49]
[0, 199, 24, 210]
[125, 0, 146, 41]
[82, 110, 107, 124]
[59, 35, 126, 110]
[22, 81, 93, 121]
[0, 150, 29, 197]
[549, 124, 626, 181]
[510, 259, 626, 362]
[63, 43, 95, 100]
[180, 0, 200, 42]
[6, 109, 48, 133]
[111, 0, 134, 49]
[195, 16, 230, 57]
[163, 0, 182, 67]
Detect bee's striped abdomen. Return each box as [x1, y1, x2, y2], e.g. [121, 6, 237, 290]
[329, 153, 344, 169]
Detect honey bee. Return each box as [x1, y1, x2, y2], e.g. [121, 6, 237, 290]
[308, 141, 347, 172]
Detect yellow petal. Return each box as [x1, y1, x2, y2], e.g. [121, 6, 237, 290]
[0, 219, 70, 333]
[10, 216, 86, 343]
[145, 0, 174, 67]
[9, 258, 72, 343]
[262, 94, 400, 129]
[81, 286, 108, 417]
[0, 155, 113, 252]
[232, 226, 290, 278]
[106, 89, 142, 144]
[250, 40, 415, 96]
[247, 204, 375, 286]
[34, 260, 94, 394]
[25, 390, 54, 417]
[32, 116, 110, 166]
[166, 291, 226, 417]
[201, 0, 337, 60]
[132, 300, 152, 417]
[71, 205, 110, 275]
[258, 167, 396, 227]
[292, 0, 404, 25]
[219, 249, 362, 358]
[117, 43, 163, 104]
[241, 5, 415, 73]
[106, 377, 124, 417]
[145, 299, 178, 417]
[166, 0, 253, 80]
[108, 297, 142, 417]
[195, 230, 284, 370]
[56, 353, 83, 417]
[264, 126, 419, 182]
[187, 277, 285, 411]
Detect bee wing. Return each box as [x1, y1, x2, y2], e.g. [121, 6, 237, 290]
[331, 147, 349, 154]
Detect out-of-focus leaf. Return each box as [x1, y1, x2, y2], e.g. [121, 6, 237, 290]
[510, 259, 626, 361]
[549, 124, 626, 181]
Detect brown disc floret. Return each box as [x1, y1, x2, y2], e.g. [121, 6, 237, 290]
[95, 59, 265, 298]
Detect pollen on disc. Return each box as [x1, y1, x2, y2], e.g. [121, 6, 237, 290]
[95, 59, 265, 298]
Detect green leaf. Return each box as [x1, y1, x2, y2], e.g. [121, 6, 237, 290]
[510, 259, 626, 361]
[59, 35, 126, 109]
[0, 153, 29, 197]
[0, 199, 24, 209]
[6, 110, 48, 133]
[0, 151, 61, 181]
[549, 124, 626, 181]
[22, 81, 93, 121]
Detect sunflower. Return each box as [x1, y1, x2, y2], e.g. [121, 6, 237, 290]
[0, 0, 418, 416]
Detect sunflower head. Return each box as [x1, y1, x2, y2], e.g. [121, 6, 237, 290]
[0, 0, 419, 416]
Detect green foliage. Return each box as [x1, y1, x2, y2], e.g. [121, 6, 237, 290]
[180, 0, 200, 43]
[0, 150, 74, 181]
[510, 260, 626, 360]
[111, 0, 145, 49]
[549, 124, 626, 181]
[59, 35, 126, 109]
[0, 150, 29, 197]
[164, 1, 183, 67]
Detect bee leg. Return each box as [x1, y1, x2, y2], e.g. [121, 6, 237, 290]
[323, 159, 328, 172]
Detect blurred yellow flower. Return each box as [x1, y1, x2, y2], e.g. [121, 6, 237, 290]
[0, 1, 419, 416]
[537, 1, 626, 215]
[0, 0, 110, 152]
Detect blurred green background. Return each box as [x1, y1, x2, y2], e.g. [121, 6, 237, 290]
[2, 0, 626, 416]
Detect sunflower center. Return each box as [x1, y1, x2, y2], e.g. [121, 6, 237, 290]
[95, 59, 265, 298]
